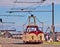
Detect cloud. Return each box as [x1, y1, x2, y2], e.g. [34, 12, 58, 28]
[0, 0, 60, 7]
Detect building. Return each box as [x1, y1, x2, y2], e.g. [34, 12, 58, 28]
[2, 31, 13, 38]
[0, 30, 23, 39]
[10, 31, 23, 39]
[45, 32, 60, 42]
[55, 32, 60, 41]
[0, 30, 16, 38]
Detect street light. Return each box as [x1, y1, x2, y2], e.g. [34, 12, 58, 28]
[52, 2, 54, 32]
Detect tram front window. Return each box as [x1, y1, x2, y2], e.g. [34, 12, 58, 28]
[27, 28, 36, 32]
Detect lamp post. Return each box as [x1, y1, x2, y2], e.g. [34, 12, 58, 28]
[52, 2, 55, 41]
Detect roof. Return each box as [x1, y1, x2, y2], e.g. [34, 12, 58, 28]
[9, 31, 23, 35]
[0, 30, 16, 32]
[27, 25, 38, 28]
[55, 32, 60, 36]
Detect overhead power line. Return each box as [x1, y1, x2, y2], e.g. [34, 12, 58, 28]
[1, 22, 15, 24]
[0, 15, 25, 17]
[14, 2, 43, 3]
[14, 0, 46, 3]
[7, 10, 51, 13]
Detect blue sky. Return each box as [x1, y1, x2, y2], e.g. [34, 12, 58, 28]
[0, 0, 60, 32]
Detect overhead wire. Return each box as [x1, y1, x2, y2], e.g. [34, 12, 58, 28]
[11, 0, 46, 10]
[0, 15, 25, 17]
[7, 0, 51, 14]
[36, 17, 43, 24]
[22, 17, 28, 26]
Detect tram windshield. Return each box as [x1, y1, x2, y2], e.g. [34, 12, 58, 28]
[27, 27, 36, 32]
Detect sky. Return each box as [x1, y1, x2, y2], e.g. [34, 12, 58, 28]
[0, 0, 60, 32]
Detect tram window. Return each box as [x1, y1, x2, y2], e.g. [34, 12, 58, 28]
[32, 36, 34, 40]
[27, 28, 36, 32]
[40, 36, 42, 40]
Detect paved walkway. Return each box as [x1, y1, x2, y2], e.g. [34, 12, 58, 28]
[0, 38, 60, 47]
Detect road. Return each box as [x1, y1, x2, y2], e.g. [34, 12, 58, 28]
[0, 38, 60, 47]
[0, 43, 60, 47]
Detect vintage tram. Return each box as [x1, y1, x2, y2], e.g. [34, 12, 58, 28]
[22, 15, 45, 43]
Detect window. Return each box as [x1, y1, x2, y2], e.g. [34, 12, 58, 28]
[40, 36, 42, 40]
[32, 36, 34, 40]
[27, 27, 36, 32]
